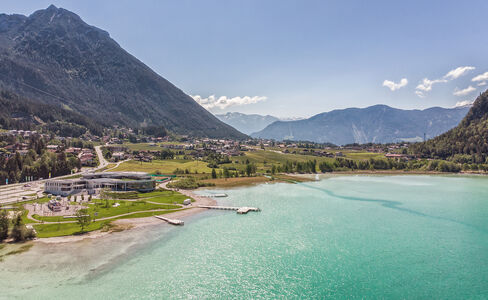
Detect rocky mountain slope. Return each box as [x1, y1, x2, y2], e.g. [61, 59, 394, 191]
[0, 5, 245, 139]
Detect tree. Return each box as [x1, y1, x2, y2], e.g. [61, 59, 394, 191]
[271, 164, 277, 175]
[319, 161, 333, 173]
[10, 214, 35, 241]
[223, 167, 230, 178]
[246, 163, 256, 176]
[211, 168, 217, 179]
[0, 210, 9, 241]
[76, 209, 91, 232]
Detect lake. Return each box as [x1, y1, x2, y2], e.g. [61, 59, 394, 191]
[1, 175, 488, 299]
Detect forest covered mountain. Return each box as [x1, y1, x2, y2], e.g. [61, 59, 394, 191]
[0, 90, 103, 137]
[0, 5, 245, 139]
[252, 105, 469, 145]
[411, 90, 488, 163]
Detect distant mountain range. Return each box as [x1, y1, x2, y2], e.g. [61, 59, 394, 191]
[0, 5, 245, 139]
[250, 105, 470, 145]
[215, 112, 280, 135]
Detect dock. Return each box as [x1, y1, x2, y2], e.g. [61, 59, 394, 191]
[154, 215, 184, 225]
[198, 205, 261, 214]
[200, 193, 228, 198]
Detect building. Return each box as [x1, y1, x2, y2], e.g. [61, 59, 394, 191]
[44, 172, 156, 196]
[48, 199, 62, 212]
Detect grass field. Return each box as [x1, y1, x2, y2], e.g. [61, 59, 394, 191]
[112, 159, 214, 174]
[95, 163, 116, 172]
[32, 208, 186, 238]
[33, 220, 109, 238]
[119, 142, 184, 151]
[140, 190, 193, 204]
[200, 176, 273, 188]
[111, 148, 386, 176]
[31, 199, 180, 222]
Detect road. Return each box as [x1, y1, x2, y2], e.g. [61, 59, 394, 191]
[94, 145, 108, 169]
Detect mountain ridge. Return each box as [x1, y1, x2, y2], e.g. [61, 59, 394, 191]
[0, 5, 246, 139]
[251, 104, 469, 145]
[411, 90, 488, 163]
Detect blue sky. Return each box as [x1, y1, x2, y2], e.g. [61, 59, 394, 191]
[3, 0, 488, 117]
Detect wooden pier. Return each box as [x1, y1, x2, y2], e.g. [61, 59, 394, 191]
[200, 193, 228, 198]
[154, 215, 184, 225]
[197, 205, 261, 214]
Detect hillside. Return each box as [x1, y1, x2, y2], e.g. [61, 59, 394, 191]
[411, 90, 488, 163]
[215, 112, 279, 135]
[0, 90, 103, 137]
[252, 105, 469, 145]
[0, 5, 245, 139]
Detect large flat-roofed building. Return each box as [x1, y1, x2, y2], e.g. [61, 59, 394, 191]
[45, 172, 156, 196]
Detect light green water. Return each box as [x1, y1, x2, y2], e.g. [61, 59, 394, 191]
[1, 175, 488, 299]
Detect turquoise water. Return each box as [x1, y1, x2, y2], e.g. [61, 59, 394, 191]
[1, 175, 488, 299]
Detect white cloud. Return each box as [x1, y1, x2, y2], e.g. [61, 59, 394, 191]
[415, 90, 425, 98]
[454, 100, 474, 108]
[472, 71, 488, 82]
[415, 66, 476, 98]
[416, 78, 447, 92]
[453, 85, 476, 97]
[478, 81, 487, 86]
[191, 95, 267, 110]
[382, 78, 408, 91]
[443, 66, 475, 80]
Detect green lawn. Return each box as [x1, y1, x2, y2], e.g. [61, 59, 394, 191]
[31, 199, 180, 222]
[343, 152, 385, 160]
[113, 209, 186, 220]
[119, 142, 184, 151]
[32, 208, 186, 238]
[33, 221, 109, 238]
[140, 190, 193, 204]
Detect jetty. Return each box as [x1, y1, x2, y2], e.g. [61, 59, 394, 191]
[154, 215, 184, 225]
[200, 193, 228, 198]
[198, 205, 261, 214]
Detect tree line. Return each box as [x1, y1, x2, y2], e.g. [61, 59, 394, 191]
[0, 136, 81, 185]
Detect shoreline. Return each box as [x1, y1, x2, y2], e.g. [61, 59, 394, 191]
[35, 187, 216, 244]
[32, 171, 487, 244]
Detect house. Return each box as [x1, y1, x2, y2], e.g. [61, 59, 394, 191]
[47, 145, 59, 152]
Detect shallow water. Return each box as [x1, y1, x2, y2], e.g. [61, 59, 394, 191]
[1, 175, 488, 299]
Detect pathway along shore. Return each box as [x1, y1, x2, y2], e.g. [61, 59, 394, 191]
[35, 182, 216, 244]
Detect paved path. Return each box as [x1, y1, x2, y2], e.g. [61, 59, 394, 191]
[26, 208, 184, 225]
[101, 159, 130, 172]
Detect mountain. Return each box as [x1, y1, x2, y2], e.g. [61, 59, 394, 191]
[0, 90, 103, 137]
[411, 90, 488, 163]
[252, 105, 470, 145]
[215, 112, 280, 135]
[0, 5, 245, 139]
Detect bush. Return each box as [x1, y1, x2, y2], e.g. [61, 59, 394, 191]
[10, 214, 36, 242]
[0, 210, 9, 241]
